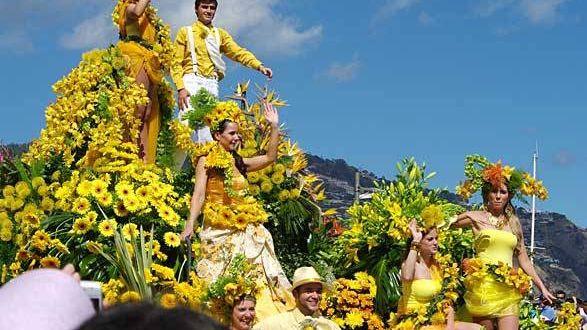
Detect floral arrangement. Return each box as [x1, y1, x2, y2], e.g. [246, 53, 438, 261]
[388, 255, 461, 329]
[111, 0, 175, 72]
[462, 258, 531, 295]
[456, 154, 548, 201]
[203, 254, 260, 324]
[320, 272, 386, 330]
[203, 196, 268, 230]
[328, 158, 469, 315]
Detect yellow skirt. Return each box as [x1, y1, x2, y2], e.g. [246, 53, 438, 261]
[465, 275, 521, 318]
[117, 41, 163, 164]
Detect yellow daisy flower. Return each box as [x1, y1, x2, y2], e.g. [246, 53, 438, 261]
[40, 256, 61, 268]
[163, 232, 180, 247]
[98, 219, 117, 237]
[72, 217, 92, 235]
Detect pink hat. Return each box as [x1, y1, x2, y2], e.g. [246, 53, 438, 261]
[0, 269, 95, 330]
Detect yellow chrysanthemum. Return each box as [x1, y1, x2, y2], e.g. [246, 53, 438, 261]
[97, 193, 113, 207]
[72, 217, 92, 235]
[31, 177, 46, 189]
[260, 180, 273, 193]
[90, 179, 109, 197]
[98, 219, 117, 237]
[115, 181, 134, 199]
[122, 223, 138, 240]
[40, 256, 61, 268]
[163, 232, 180, 247]
[119, 291, 141, 303]
[31, 230, 51, 251]
[345, 311, 364, 328]
[15, 181, 31, 199]
[40, 197, 55, 212]
[421, 204, 444, 229]
[76, 180, 92, 197]
[271, 172, 285, 185]
[160, 293, 177, 308]
[72, 197, 91, 214]
[277, 190, 290, 201]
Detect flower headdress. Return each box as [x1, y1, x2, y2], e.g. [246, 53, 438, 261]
[456, 154, 548, 201]
[204, 254, 260, 324]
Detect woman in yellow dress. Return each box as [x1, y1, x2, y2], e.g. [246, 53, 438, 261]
[179, 100, 292, 321]
[397, 219, 482, 330]
[453, 157, 555, 330]
[114, 0, 166, 163]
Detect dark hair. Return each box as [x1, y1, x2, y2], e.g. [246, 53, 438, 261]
[195, 0, 218, 8]
[212, 120, 247, 176]
[76, 303, 228, 330]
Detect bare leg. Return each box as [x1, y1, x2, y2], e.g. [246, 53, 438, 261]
[455, 321, 483, 330]
[473, 317, 493, 330]
[134, 66, 152, 162]
[497, 315, 518, 330]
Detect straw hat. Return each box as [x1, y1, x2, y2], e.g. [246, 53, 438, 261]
[290, 266, 324, 291]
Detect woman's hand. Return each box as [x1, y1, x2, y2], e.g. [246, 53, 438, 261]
[263, 99, 279, 127]
[180, 221, 195, 241]
[540, 287, 556, 304]
[408, 219, 422, 243]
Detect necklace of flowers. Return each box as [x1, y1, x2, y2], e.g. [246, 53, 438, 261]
[204, 143, 238, 197]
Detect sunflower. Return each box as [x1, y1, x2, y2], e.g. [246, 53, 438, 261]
[31, 230, 51, 251]
[97, 193, 113, 207]
[115, 181, 134, 199]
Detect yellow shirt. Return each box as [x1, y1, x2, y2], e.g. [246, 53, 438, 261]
[253, 308, 341, 330]
[171, 21, 263, 90]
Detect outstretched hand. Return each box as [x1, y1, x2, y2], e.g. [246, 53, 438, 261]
[259, 65, 273, 79]
[408, 219, 422, 242]
[262, 99, 279, 127]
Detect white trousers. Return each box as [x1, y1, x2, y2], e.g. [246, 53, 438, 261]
[174, 74, 219, 169]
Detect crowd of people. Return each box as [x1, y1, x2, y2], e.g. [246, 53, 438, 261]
[0, 0, 585, 329]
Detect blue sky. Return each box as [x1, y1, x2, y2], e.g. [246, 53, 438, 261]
[1, 0, 586, 227]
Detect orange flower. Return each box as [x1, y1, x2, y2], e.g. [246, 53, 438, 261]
[482, 162, 505, 188]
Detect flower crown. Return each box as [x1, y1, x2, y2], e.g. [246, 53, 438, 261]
[204, 255, 260, 323]
[182, 89, 254, 140]
[456, 154, 548, 201]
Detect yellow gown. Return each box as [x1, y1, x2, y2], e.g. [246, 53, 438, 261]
[116, 1, 163, 164]
[197, 169, 294, 321]
[397, 266, 444, 330]
[464, 229, 522, 318]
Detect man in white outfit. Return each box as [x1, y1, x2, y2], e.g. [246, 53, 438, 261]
[171, 0, 273, 168]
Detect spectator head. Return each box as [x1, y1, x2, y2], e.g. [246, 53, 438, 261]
[290, 267, 324, 316]
[0, 268, 95, 330]
[77, 303, 227, 330]
[555, 290, 566, 301]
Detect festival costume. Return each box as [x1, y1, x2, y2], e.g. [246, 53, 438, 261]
[196, 162, 293, 321]
[253, 307, 341, 330]
[171, 21, 263, 166]
[116, 2, 164, 164]
[464, 229, 522, 318]
[397, 266, 444, 330]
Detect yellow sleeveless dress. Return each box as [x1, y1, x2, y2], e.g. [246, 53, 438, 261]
[464, 229, 522, 318]
[197, 169, 294, 321]
[397, 266, 444, 330]
[116, 1, 163, 164]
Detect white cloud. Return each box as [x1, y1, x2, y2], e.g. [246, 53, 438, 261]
[60, 0, 321, 56]
[372, 0, 420, 25]
[553, 149, 576, 167]
[520, 0, 569, 24]
[418, 11, 435, 25]
[0, 31, 34, 53]
[59, 15, 116, 49]
[324, 55, 361, 82]
[474, 0, 571, 25]
[474, 0, 516, 17]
